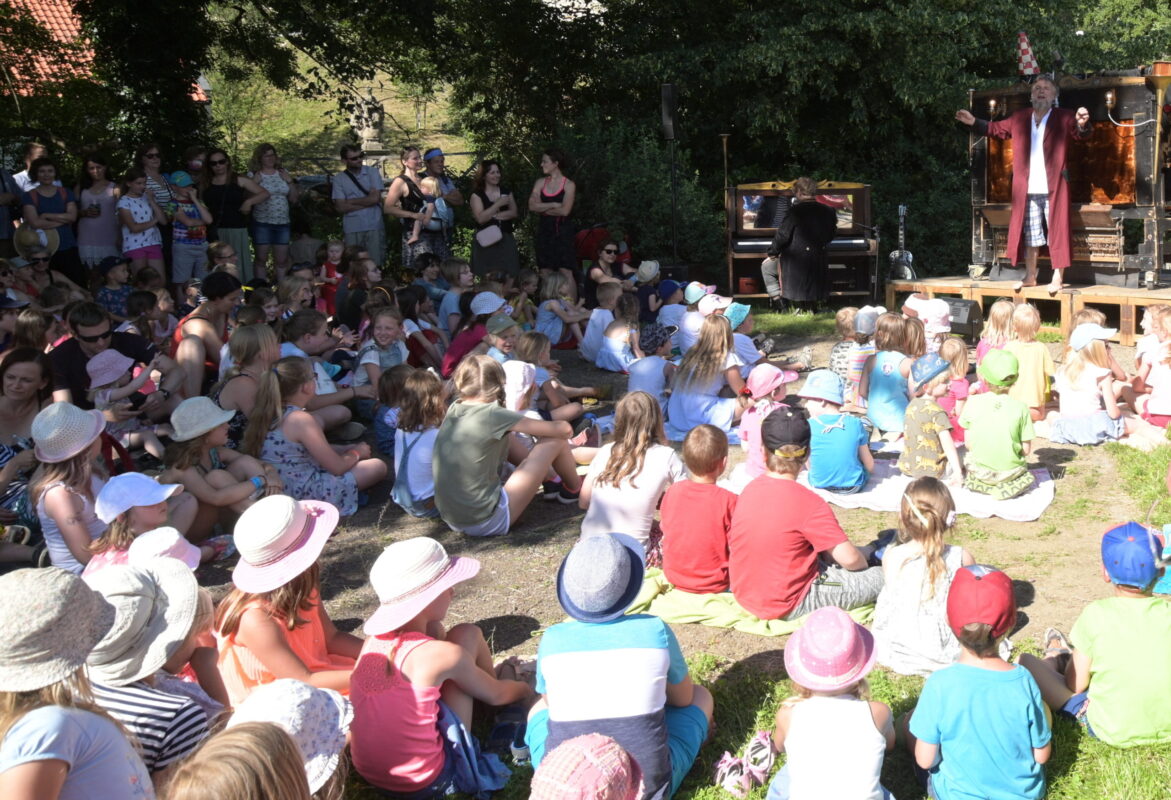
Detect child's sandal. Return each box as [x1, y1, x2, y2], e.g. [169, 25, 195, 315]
[203, 534, 236, 563]
[1042, 627, 1072, 656]
[742, 729, 776, 785]
[713, 752, 751, 798]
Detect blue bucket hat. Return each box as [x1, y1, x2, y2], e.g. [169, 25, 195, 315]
[724, 302, 751, 332]
[557, 534, 645, 623]
[798, 369, 844, 405]
[911, 353, 951, 390]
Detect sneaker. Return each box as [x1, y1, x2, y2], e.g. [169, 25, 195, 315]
[541, 480, 562, 500]
[757, 336, 776, 356]
[555, 484, 581, 504]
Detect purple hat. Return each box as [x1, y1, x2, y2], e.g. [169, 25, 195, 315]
[364, 538, 481, 636]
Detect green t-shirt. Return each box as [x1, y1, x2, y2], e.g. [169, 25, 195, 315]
[432, 401, 524, 529]
[1070, 595, 1171, 747]
[898, 396, 949, 478]
[958, 392, 1034, 472]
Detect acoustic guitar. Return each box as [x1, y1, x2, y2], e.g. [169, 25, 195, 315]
[889, 204, 917, 280]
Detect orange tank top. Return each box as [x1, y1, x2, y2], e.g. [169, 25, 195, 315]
[215, 589, 355, 707]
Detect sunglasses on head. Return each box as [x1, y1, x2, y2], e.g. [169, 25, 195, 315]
[209, 158, 228, 166]
[77, 328, 112, 343]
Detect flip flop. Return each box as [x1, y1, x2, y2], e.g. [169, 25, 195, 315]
[1042, 627, 1072, 656]
[713, 752, 751, 798]
[742, 730, 776, 786]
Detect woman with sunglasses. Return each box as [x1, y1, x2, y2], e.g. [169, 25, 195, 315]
[247, 143, 299, 282]
[19, 157, 85, 287]
[0, 261, 34, 308]
[469, 159, 519, 280]
[135, 143, 176, 270]
[200, 148, 269, 284]
[584, 239, 635, 308]
[16, 247, 87, 303]
[74, 153, 120, 271]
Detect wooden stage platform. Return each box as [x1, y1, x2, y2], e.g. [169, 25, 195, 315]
[886, 277, 1171, 346]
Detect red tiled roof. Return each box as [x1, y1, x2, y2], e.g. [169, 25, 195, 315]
[4, 0, 93, 93]
[3, 0, 208, 102]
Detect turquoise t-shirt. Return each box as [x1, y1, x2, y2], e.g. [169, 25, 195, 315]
[910, 663, 1050, 800]
[1071, 595, 1171, 747]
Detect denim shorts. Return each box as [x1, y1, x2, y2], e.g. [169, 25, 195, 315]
[449, 487, 511, 537]
[250, 221, 290, 246]
[1060, 691, 1097, 738]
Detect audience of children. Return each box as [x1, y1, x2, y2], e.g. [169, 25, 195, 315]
[594, 293, 643, 373]
[579, 281, 620, 363]
[859, 312, 911, 434]
[659, 424, 738, 594]
[656, 279, 686, 346]
[84, 472, 199, 575]
[625, 322, 676, 413]
[86, 348, 169, 459]
[735, 363, 796, 484]
[727, 301, 768, 379]
[675, 281, 715, 353]
[437, 258, 474, 337]
[873, 477, 975, 675]
[934, 336, 970, 445]
[536, 271, 591, 348]
[665, 314, 746, 441]
[828, 306, 857, 383]
[1049, 322, 1132, 445]
[800, 369, 873, 493]
[843, 304, 883, 408]
[390, 368, 444, 518]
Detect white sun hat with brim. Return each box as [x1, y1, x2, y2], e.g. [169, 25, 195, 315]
[84, 559, 199, 687]
[0, 568, 116, 692]
[228, 679, 353, 793]
[170, 396, 237, 442]
[363, 538, 481, 636]
[232, 495, 339, 594]
[32, 402, 105, 463]
[128, 527, 201, 570]
[95, 472, 184, 524]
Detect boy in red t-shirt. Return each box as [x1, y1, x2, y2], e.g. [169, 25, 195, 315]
[728, 407, 883, 620]
[660, 424, 738, 593]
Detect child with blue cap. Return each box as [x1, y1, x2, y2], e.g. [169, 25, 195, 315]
[1020, 522, 1171, 748]
[898, 353, 963, 484]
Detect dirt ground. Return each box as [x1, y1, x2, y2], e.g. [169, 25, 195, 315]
[199, 328, 1145, 679]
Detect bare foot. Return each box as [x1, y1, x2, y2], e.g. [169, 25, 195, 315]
[1013, 280, 1038, 292]
[1046, 282, 1062, 295]
[406, 234, 420, 245]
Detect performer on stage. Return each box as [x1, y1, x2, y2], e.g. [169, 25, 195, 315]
[760, 176, 838, 311]
[956, 75, 1089, 294]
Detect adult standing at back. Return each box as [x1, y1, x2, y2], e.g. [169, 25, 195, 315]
[19, 156, 83, 287]
[333, 144, 386, 268]
[201, 148, 268, 284]
[248, 143, 299, 281]
[136, 143, 176, 272]
[74, 152, 121, 271]
[11, 142, 54, 193]
[528, 148, 578, 302]
[469, 159, 519, 279]
[761, 176, 838, 312]
[956, 74, 1089, 294]
[422, 148, 461, 258]
[383, 146, 444, 270]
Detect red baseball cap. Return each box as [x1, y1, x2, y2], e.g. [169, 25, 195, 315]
[946, 565, 1016, 640]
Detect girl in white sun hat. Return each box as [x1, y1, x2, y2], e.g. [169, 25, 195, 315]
[160, 396, 282, 539]
[0, 567, 154, 799]
[214, 495, 360, 707]
[350, 537, 532, 797]
[28, 402, 108, 574]
[84, 472, 202, 577]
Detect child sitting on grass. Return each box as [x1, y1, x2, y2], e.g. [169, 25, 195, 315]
[595, 293, 643, 373]
[907, 565, 1051, 800]
[579, 281, 620, 363]
[514, 331, 600, 423]
[1019, 522, 1171, 748]
[626, 322, 676, 414]
[536, 271, 591, 348]
[959, 349, 1036, 500]
[859, 312, 911, 436]
[656, 279, 686, 348]
[873, 477, 975, 676]
[725, 301, 768, 379]
[898, 353, 963, 484]
[829, 306, 858, 383]
[765, 606, 895, 800]
[736, 363, 795, 484]
[1049, 323, 1132, 445]
[843, 304, 883, 409]
[799, 369, 873, 493]
[1005, 303, 1054, 422]
[660, 424, 737, 594]
[935, 336, 970, 446]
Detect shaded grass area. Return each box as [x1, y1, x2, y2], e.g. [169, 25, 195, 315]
[749, 309, 838, 340]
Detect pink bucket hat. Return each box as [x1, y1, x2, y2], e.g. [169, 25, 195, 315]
[746, 363, 798, 400]
[232, 495, 339, 593]
[783, 606, 876, 692]
[32, 402, 105, 463]
[531, 733, 644, 800]
[698, 294, 733, 317]
[363, 538, 480, 636]
[86, 349, 135, 389]
[128, 527, 202, 570]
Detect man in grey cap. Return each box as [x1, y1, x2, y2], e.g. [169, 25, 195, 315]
[422, 148, 462, 254]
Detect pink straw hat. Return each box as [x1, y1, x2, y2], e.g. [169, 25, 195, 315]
[86, 349, 135, 389]
[783, 606, 876, 693]
[232, 495, 339, 593]
[363, 538, 480, 636]
[32, 402, 105, 463]
[746, 364, 798, 400]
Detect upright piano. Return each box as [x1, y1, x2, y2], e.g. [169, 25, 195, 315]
[727, 180, 877, 301]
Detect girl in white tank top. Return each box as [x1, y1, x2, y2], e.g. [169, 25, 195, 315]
[767, 606, 897, 800]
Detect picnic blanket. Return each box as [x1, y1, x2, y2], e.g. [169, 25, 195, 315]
[628, 568, 874, 636]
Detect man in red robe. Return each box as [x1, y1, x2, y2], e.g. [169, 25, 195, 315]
[956, 76, 1090, 294]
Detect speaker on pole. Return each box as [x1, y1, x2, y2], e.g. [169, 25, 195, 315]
[661, 83, 678, 141]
